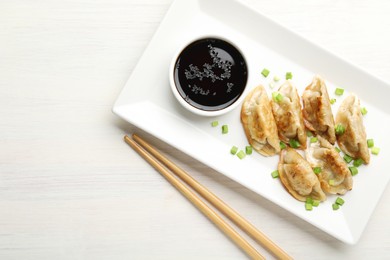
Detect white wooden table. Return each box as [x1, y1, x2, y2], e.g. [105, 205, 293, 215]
[1, 0, 390, 259]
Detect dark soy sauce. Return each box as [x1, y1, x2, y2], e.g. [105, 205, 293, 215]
[173, 38, 248, 111]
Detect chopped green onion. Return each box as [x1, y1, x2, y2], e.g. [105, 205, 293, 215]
[361, 107, 368, 116]
[330, 98, 336, 105]
[272, 91, 283, 102]
[245, 146, 252, 155]
[261, 68, 270, 77]
[273, 75, 280, 82]
[335, 88, 344, 96]
[269, 82, 275, 89]
[335, 124, 345, 135]
[307, 131, 313, 137]
[313, 167, 322, 174]
[367, 139, 374, 148]
[335, 147, 341, 153]
[211, 121, 219, 127]
[230, 146, 238, 155]
[349, 166, 359, 176]
[305, 197, 320, 210]
[343, 154, 353, 163]
[310, 137, 318, 143]
[305, 203, 313, 211]
[371, 147, 380, 155]
[306, 197, 314, 205]
[271, 170, 279, 178]
[312, 200, 320, 207]
[353, 158, 364, 167]
[279, 141, 287, 150]
[237, 150, 246, 159]
[335, 197, 345, 206]
[222, 125, 228, 134]
[332, 203, 340, 210]
[289, 139, 300, 149]
[329, 179, 335, 186]
[286, 72, 293, 80]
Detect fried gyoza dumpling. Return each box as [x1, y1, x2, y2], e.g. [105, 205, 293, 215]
[271, 80, 307, 149]
[306, 136, 353, 195]
[241, 85, 280, 156]
[302, 75, 336, 144]
[278, 148, 326, 202]
[335, 94, 370, 164]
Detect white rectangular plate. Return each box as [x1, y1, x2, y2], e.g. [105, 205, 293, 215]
[113, 0, 390, 244]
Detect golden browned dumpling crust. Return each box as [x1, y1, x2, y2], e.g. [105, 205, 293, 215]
[271, 80, 307, 149]
[302, 75, 336, 144]
[241, 85, 280, 156]
[306, 136, 353, 195]
[336, 94, 370, 164]
[278, 148, 326, 202]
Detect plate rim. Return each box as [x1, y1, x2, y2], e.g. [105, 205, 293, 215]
[113, 0, 390, 245]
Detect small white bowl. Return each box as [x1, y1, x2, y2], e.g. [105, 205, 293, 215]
[169, 36, 248, 117]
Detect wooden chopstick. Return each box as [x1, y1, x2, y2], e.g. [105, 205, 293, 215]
[131, 134, 292, 260]
[124, 135, 265, 260]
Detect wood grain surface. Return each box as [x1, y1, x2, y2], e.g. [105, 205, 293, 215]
[1, 0, 390, 259]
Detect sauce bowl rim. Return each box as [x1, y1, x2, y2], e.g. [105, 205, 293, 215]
[169, 35, 248, 117]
